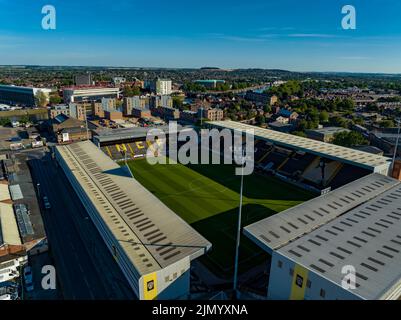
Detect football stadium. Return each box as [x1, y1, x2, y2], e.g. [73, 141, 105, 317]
[91, 121, 394, 296]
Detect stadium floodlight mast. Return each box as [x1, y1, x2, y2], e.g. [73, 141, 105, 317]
[85, 112, 90, 141]
[233, 148, 245, 299]
[392, 118, 401, 170]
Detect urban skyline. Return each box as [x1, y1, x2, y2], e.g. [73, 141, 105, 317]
[1, 0, 401, 73]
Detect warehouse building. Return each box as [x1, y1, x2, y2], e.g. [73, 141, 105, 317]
[63, 86, 120, 103]
[244, 173, 401, 300]
[0, 182, 28, 283]
[55, 141, 211, 300]
[0, 85, 51, 107]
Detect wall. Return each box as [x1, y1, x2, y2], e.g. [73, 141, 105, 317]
[268, 252, 361, 300]
[139, 256, 190, 300]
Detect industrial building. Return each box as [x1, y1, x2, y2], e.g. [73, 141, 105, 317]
[244, 173, 401, 300]
[0, 85, 52, 107]
[194, 79, 226, 89]
[55, 141, 211, 299]
[306, 127, 351, 143]
[63, 86, 120, 103]
[0, 182, 28, 283]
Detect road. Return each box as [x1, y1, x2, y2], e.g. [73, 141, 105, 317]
[29, 151, 135, 300]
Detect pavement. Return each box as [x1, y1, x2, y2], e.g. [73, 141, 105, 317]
[28, 152, 136, 300]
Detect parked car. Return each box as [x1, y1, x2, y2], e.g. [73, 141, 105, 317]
[43, 196, 51, 209]
[23, 266, 34, 292]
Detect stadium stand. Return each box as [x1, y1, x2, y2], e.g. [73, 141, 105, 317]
[101, 141, 149, 161]
[278, 152, 317, 179]
[329, 164, 371, 190]
[259, 147, 292, 171]
[301, 158, 343, 187]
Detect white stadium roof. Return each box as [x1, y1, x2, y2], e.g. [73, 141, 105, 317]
[244, 173, 401, 300]
[56, 141, 211, 276]
[208, 121, 391, 173]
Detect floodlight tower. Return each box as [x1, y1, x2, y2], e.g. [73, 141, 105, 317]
[391, 118, 401, 172]
[233, 148, 245, 299]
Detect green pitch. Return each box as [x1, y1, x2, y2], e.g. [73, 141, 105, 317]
[127, 159, 314, 278]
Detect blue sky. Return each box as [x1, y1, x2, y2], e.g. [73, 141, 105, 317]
[0, 0, 401, 73]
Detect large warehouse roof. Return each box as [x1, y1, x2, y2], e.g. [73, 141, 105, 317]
[245, 173, 401, 300]
[244, 174, 398, 252]
[208, 121, 391, 173]
[0, 203, 22, 246]
[56, 141, 211, 276]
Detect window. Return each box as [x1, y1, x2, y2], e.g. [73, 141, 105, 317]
[277, 260, 283, 269]
[289, 268, 294, 276]
[307, 280, 311, 288]
[320, 289, 326, 298]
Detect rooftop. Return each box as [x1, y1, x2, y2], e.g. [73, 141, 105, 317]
[307, 127, 350, 135]
[208, 121, 391, 172]
[0, 202, 22, 246]
[93, 125, 192, 143]
[56, 141, 211, 276]
[244, 173, 401, 300]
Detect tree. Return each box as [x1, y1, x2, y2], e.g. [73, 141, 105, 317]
[132, 86, 141, 96]
[35, 90, 48, 107]
[19, 115, 30, 124]
[332, 131, 368, 147]
[255, 114, 266, 125]
[264, 104, 272, 113]
[319, 110, 329, 123]
[330, 116, 348, 128]
[123, 86, 141, 97]
[0, 118, 11, 127]
[49, 94, 62, 105]
[379, 120, 395, 128]
[172, 96, 184, 109]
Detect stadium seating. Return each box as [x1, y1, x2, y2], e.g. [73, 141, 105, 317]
[254, 140, 274, 163]
[279, 152, 317, 178]
[101, 140, 149, 161]
[329, 164, 370, 190]
[301, 157, 343, 187]
[259, 147, 291, 171]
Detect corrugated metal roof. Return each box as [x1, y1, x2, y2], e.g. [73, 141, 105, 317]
[56, 140, 211, 276]
[278, 182, 401, 300]
[208, 121, 392, 172]
[94, 125, 191, 143]
[0, 184, 11, 202]
[0, 203, 22, 246]
[14, 204, 34, 238]
[9, 185, 23, 201]
[244, 173, 398, 252]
